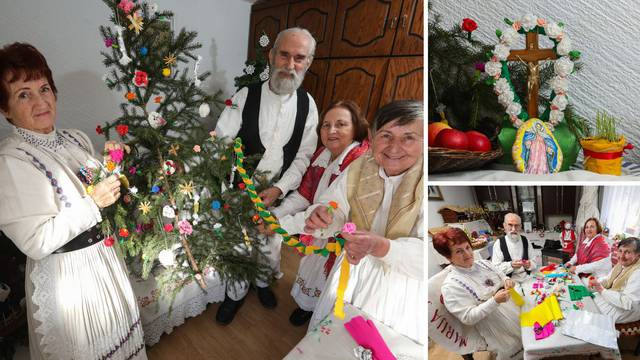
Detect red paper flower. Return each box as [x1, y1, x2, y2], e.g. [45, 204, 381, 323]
[238, 183, 246, 190]
[224, 99, 233, 106]
[118, 0, 134, 14]
[119, 228, 130, 237]
[116, 124, 129, 136]
[461, 18, 478, 40]
[328, 201, 339, 209]
[104, 38, 114, 48]
[126, 92, 136, 101]
[223, 203, 231, 210]
[133, 70, 149, 87]
[104, 236, 115, 247]
[164, 223, 174, 232]
[96, 125, 104, 134]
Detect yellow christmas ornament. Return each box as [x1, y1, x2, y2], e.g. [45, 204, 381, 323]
[127, 12, 144, 35]
[138, 201, 152, 215]
[162, 68, 171, 77]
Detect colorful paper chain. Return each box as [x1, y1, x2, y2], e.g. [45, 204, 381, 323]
[233, 138, 350, 318]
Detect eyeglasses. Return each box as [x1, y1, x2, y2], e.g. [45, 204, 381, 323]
[277, 51, 310, 65]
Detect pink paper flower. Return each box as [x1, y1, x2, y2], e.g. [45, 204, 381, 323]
[178, 219, 193, 235]
[193, 144, 201, 153]
[118, 0, 135, 14]
[104, 38, 114, 48]
[128, 166, 137, 175]
[342, 222, 357, 234]
[108, 148, 125, 163]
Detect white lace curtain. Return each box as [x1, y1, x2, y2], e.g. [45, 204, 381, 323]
[600, 186, 640, 237]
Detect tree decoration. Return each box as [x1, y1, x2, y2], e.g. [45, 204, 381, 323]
[198, 103, 210, 118]
[162, 68, 171, 77]
[118, 0, 134, 14]
[192, 55, 202, 86]
[139, 47, 148, 56]
[461, 18, 477, 40]
[127, 12, 144, 34]
[234, 32, 270, 90]
[99, 1, 269, 296]
[114, 25, 132, 65]
[132, 70, 149, 87]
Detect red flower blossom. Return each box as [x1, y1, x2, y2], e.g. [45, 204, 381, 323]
[164, 223, 174, 232]
[224, 99, 233, 106]
[104, 236, 115, 247]
[223, 203, 231, 210]
[119, 228, 130, 237]
[116, 124, 129, 136]
[96, 125, 104, 134]
[238, 183, 246, 190]
[461, 18, 478, 33]
[133, 70, 149, 87]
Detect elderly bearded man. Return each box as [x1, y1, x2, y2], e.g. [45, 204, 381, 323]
[492, 213, 536, 283]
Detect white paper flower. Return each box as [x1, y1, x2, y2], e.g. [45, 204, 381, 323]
[556, 37, 572, 56]
[550, 76, 569, 94]
[506, 102, 522, 117]
[147, 111, 166, 129]
[259, 34, 270, 48]
[198, 103, 210, 118]
[498, 91, 515, 107]
[554, 56, 574, 77]
[544, 22, 564, 39]
[213, 223, 222, 230]
[493, 44, 510, 61]
[148, 3, 159, 16]
[129, 186, 138, 194]
[551, 94, 568, 111]
[485, 61, 502, 77]
[162, 205, 176, 219]
[500, 28, 519, 46]
[494, 78, 511, 94]
[158, 249, 176, 267]
[259, 67, 270, 81]
[549, 109, 564, 123]
[520, 14, 538, 31]
[245, 64, 255, 75]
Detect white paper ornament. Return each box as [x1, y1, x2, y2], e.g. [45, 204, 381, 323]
[192, 55, 202, 87]
[147, 111, 167, 128]
[158, 249, 176, 267]
[199, 103, 210, 118]
[163, 160, 176, 175]
[162, 205, 176, 218]
[259, 34, 270, 48]
[114, 26, 132, 65]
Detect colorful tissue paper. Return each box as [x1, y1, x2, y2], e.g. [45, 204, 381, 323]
[344, 316, 396, 360]
[568, 285, 594, 301]
[521, 294, 563, 327]
[510, 288, 525, 306]
[534, 321, 555, 340]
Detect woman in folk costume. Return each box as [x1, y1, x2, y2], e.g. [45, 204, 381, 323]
[0, 43, 145, 359]
[269, 100, 369, 326]
[565, 217, 612, 278]
[434, 227, 523, 360]
[588, 237, 640, 323]
[303, 100, 424, 343]
[560, 221, 576, 257]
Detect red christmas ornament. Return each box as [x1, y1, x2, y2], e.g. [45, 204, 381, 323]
[119, 228, 130, 237]
[164, 223, 174, 232]
[96, 125, 104, 135]
[104, 236, 115, 247]
[116, 124, 129, 136]
[238, 183, 246, 190]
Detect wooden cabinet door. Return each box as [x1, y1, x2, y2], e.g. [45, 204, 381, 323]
[392, 0, 424, 55]
[248, 4, 288, 59]
[287, 0, 337, 59]
[323, 58, 389, 121]
[331, 0, 403, 57]
[542, 186, 577, 217]
[379, 57, 423, 107]
[302, 59, 329, 111]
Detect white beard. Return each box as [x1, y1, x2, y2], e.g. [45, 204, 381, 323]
[269, 67, 305, 95]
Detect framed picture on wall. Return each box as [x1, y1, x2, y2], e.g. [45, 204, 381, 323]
[428, 186, 443, 200]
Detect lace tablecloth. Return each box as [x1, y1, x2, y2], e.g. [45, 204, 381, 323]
[284, 303, 423, 360]
[130, 269, 225, 346]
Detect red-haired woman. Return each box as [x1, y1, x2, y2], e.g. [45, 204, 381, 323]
[565, 217, 611, 278]
[434, 227, 522, 360]
[0, 43, 145, 359]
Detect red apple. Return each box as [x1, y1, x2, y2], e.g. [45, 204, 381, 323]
[466, 130, 492, 152]
[428, 122, 451, 146]
[435, 129, 468, 150]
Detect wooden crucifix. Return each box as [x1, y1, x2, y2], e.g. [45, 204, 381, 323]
[507, 32, 557, 118]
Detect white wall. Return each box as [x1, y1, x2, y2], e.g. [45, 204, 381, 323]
[427, 186, 477, 277]
[431, 0, 640, 163]
[0, 0, 252, 148]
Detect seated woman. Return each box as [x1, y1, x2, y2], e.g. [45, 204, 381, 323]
[303, 100, 424, 343]
[0, 43, 145, 359]
[565, 217, 611, 278]
[269, 100, 369, 326]
[433, 227, 523, 360]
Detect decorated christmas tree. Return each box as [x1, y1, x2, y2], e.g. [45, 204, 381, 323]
[234, 32, 271, 90]
[95, 0, 269, 295]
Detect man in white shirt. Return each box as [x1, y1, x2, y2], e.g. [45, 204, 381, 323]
[214, 27, 319, 325]
[589, 237, 640, 323]
[492, 213, 536, 283]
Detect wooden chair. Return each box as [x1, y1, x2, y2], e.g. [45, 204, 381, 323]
[615, 320, 640, 355]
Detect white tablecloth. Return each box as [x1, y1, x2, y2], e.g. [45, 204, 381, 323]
[284, 303, 423, 360]
[130, 267, 225, 346]
[519, 275, 621, 360]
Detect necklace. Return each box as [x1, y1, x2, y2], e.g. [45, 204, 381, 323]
[17, 128, 65, 151]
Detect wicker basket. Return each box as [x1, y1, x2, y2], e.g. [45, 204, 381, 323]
[428, 146, 503, 174]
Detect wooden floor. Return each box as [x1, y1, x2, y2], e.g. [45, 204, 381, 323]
[147, 245, 308, 360]
[428, 338, 640, 360]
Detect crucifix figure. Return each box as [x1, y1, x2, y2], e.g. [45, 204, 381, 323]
[507, 32, 558, 118]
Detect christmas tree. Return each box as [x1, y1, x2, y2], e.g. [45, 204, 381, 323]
[96, 0, 270, 296]
[234, 32, 271, 90]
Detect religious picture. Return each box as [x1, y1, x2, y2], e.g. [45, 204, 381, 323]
[512, 119, 563, 174]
